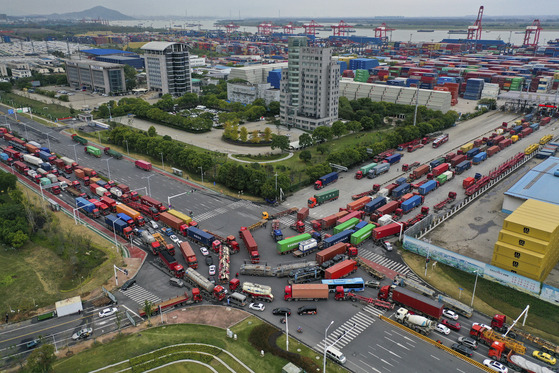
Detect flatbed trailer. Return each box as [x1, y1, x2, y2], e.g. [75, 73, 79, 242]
[343, 292, 394, 310]
[138, 291, 199, 317]
[357, 256, 401, 280]
[355, 257, 386, 280]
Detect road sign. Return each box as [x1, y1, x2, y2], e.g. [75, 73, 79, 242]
[125, 310, 136, 326]
[102, 286, 117, 304]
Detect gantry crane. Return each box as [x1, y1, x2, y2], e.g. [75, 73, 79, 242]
[466, 6, 484, 41]
[283, 22, 299, 35]
[302, 20, 323, 36]
[331, 20, 353, 37]
[523, 19, 542, 47]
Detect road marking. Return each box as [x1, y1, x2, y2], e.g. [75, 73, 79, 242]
[457, 369, 466, 373]
[430, 355, 440, 360]
[377, 345, 401, 359]
[358, 359, 385, 373]
[0, 314, 91, 344]
[383, 337, 410, 350]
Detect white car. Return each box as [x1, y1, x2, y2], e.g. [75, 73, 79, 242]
[435, 323, 451, 335]
[209, 265, 216, 276]
[149, 220, 159, 229]
[98, 307, 118, 318]
[442, 308, 459, 320]
[473, 322, 492, 330]
[169, 235, 180, 244]
[483, 359, 508, 373]
[72, 327, 92, 340]
[249, 303, 265, 312]
[200, 247, 209, 256]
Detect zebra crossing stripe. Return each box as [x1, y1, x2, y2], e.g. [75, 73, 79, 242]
[120, 286, 161, 305]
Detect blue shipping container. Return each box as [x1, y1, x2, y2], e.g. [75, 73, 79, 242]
[187, 226, 215, 246]
[419, 180, 437, 195]
[354, 221, 368, 230]
[456, 160, 472, 174]
[430, 159, 443, 168]
[472, 152, 487, 165]
[392, 183, 411, 198]
[117, 213, 133, 223]
[466, 147, 480, 160]
[401, 195, 423, 213]
[364, 196, 387, 214]
[323, 229, 354, 248]
[385, 154, 402, 164]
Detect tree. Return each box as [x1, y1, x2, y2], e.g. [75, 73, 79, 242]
[143, 300, 154, 326]
[312, 126, 333, 143]
[27, 344, 56, 373]
[298, 133, 313, 148]
[239, 126, 248, 142]
[331, 121, 347, 138]
[263, 127, 272, 142]
[299, 150, 312, 163]
[250, 129, 260, 143]
[123, 64, 138, 90]
[147, 126, 157, 137]
[270, 134, 290, 152]
[268, 101, 280, 115]
[316, 143, 330, 155]
[346, 120, 362, 133]
[0, 82, 12, 92]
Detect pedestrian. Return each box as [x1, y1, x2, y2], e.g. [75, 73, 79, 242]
[5, 313, 8, 324]
[236, 272, 239, 278]
[189, 211, 193, 216]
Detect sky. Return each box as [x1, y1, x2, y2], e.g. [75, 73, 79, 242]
[5, 0, 559, 18]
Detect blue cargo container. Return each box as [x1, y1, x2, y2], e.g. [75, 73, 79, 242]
[392, 183, 411, 198]
[315, 172, 338, 189]
[418, 180, 437, 195]
[76, 197, 96, 214]
[105, 215, 129, 236]
[430, 159, 443, 168]
[354, 221, 368, 230]
[385, 154, 402, 164]
[364, 196, 387, 214]
[367, 163, 390, 178]
[535, 151, 553, 159]
[529, 123, 539, 131]
[472, 151, 487, 165]
[187, 226, 215, 246]
[40, 147, 50, 153]
[401, 195, 423, 213]
[466, 147, 480, 160]
[524, 113, 534, 121]
[96, 180, 108, 188]
[117, 212, 133, 224]
[38, 150, 55, 163]
[456, 160, 472, 174]
[39, 162, 51, 171]
[511, 125, 523, 135]
[323, 229, 354, 248]
[0, 153, 9, 162]
[395, 177, 407, 185]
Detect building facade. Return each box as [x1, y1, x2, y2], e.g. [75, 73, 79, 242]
[141, 41, 192, 97]
[65, 60, 126, 94]
[280, 37, 339, 130]
[227, 82, 280, 105]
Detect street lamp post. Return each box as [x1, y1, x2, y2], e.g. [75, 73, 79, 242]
[143, 174, 155, 196]
[160, 152, 164, 170]
[470, 270, 479, 307]
[45, 132, 52, 151]
[198, 166, 203, 184]
[323, 321, 335, 373]
[69, 143, 79, 162]
[104, 157, 113, 180]
[124, 139, 129, 154]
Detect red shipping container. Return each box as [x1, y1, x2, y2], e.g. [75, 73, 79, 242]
[372, 222, 402, 240]
[297, 207, 309, 221]
[324, 259, 357, 279]
[347, 196, 372, 212]
[486, 146, 500, 157]
[337, 210, 364, 224]
[492, 135, 505, 144]
[463, 177, 475, 189]
[432, 163, 449, 177]
[376, 201, 400, 216]
[498, 139, 512, 149]
[521, 128, 532, 137]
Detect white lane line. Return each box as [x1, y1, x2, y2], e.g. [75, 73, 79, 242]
[383, 336, 410, 350]
[377, 345, 401, 359]
[359, 359, 385, 373]
[430, 355, 440, 360]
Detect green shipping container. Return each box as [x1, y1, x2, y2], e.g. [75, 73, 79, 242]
[334, 218, 360, 235]
[40, 177, 51, 186]
[350, 224, 375, 246]
[276, 233, 312, 254]
[314, 189, 339, 205]
[86, 146, 102, 157]
[436, 174, 447, 185]
[360, 163, 377, 175]
[106, 148, 123, 159]
[73, 135, 88, 145]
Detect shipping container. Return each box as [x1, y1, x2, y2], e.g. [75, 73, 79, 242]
[372, 222, 403, 240]
[486, 146, 500, 157]
[418, 180, 438, 195]
[334, 218, 360, 235]
[277, 233, 312, 254]
[432, 163, 449, 177]
[455, 160, 472, 174]
[459, 143, 474, 153]
[350, 224, 375, 245]
[364, 196, 387, 214]
[376, 201, 400, 216]
[400, 195, 423, 213]
[450, 154, 467, 168]
[392, 287, 444, 319]
[346, 196, 372, 211]
[324, 259, 358, 279]
[316, 243, 350, 265]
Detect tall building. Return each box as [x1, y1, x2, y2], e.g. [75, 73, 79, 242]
[65, 60, 126, 94]
[280, 37, 339, 130]
[141, 42, 192, 97]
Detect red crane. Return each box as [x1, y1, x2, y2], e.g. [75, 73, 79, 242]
[302, 20, 323, 36]
[523, 19, 542, 47]
[375, 23, 395, 41]
[331, 20, 353, 37]
[224, 22, 239, 34]
[466, 6, 484, 40]
[257, 22, 279, 36]
[283, 22, 299, 35]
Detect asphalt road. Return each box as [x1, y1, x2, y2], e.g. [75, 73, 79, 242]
[1, 106, 555, 371]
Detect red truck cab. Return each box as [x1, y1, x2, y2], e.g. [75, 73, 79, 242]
[229, 278, 240, 291]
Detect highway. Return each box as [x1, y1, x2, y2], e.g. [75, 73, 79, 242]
[1, 105, 556, 371]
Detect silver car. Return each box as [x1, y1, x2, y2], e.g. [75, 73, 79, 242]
[72, 327, 93, 340]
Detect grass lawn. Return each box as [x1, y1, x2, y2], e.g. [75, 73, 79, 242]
[402, 250, 559, 344]
[231, 153, 288, 162]
[54, 319, 289, 373]
[0, 93, 73, 120]
[155, 364, 214, 373]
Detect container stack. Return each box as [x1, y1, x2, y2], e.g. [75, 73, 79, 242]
[481, 83, 500, 99]
[537, 76, 552, 93]
[509, 77, 524, 91]
[349, 58, 379, 71]
[266, 69, 282, 89]
[354, 69, 370, 83]
[463, 78, 484, 100]
[492, 199, 559, 282]
[337, 61, 348, 75]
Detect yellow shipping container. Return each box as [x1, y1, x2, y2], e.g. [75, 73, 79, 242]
[540, 135, 553, 145]
[491, 254, 547, 281]
[514, 119, 522, 125]
[502, 200, 559, 242]
[168, 209, 192, 225]
[511, 135, 519, 143]
[497, 230, 549, 254]
[524, 144, 539, 155]
[460, 143, 474, 153]
[493, 243, 546, 267]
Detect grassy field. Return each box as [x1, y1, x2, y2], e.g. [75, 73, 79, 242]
[53, 318, 312, 373]
[402, 250, 559, 345]
[275, 334, 348, 373]
[0, 93, 73, 120]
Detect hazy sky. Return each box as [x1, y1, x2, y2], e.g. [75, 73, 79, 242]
[6, 0, 559, 18]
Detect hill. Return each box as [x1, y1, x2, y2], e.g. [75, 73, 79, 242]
[47, 6, 134, 21]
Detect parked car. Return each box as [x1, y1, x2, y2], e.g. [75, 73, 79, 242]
[457, 336, 478, 350]
[169, 278, 185, 287]
[441, 319, 461, 331]
[483, 359, 508, 373]
[365, 280, 381, 289]
[200, 247, 209, 256]
[435, 323, 450, 335]
[99, 307, 118, 318]
[249, 303, 265, 312]
[451, 343, 473, 357]
[205, 256, 213, 266]
[381, 241, 393, 251]
[272, 307, 291, 316]
[209, 265, 216, 276]
[72, 327, 93, 340]
[149, 220, 159, 229]
[121, 278, 136, 291]
[442, 308, 459, 320]
[533, 350, 557, 365]
[169, 235, 180, 244]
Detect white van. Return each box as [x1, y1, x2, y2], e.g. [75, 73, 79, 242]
[326, 346, 346, 365]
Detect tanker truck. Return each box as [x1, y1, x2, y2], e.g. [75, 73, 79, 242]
[394, 308, 435, 335]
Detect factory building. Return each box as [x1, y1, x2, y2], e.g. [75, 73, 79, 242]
[227, 82, 279, 105]
[228, 63, 287, 84]
[141, 41, 192, 97]
[65, 59, 126, 94]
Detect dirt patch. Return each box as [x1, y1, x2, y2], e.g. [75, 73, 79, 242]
[23, 248, 65, 295]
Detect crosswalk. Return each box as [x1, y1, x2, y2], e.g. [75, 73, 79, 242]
[120, 285, 161, 305]
[358, 250, 421, 282]
[194, 200, 257, 222]
[277, 215, 313, 232]
[315, 305, 386, 350]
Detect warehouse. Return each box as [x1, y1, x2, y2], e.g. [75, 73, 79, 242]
[502, 156, 559, 214]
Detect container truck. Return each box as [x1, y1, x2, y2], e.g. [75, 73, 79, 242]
[455, 160, 472, 174]
[367, 163, 390, 178]
[103, 147, 123, 159]
[117, 212, 134, 227]
[394, 308, 435, 335]
[159, 212, 188, 235]
[308, 189, 339, 208]
[472, 151, 487, 165]
[498, 138, 512, 149]
[372, 223, 402, 240]
[179, 241, 198, 269]
[76, 197, 99, 218]
[115, 203, 145, 226]
[384, 153, 402, 164]
[138, 290, 200, 317]
[74, 169, 90, 186]
[167, 209, 193, 226]
[284, 284, 330, 301]
[105, 215, 132, 239]
[333, 218, 360, 235]
[355, 163, 378, 179]
[241, 282, 274, 302]
[276, 233, 312, 255]
[89, 199, 109, 216]
[378, 286, 443, 319]
[183, 268, 227, 301]
[100, 196, 117, 212]
[158, 250, 185, 278]
[274, 261, 319, 277]
[135, 160, 152, 171]
[432, 134, 449, 148]
[465, 147, 480, 160]
[316, 243, 355, 264]
[71, 134, 88, 145]
[237, 229, 259, 263]
[312, 211, 348, 231]
[431, 163, 449, 177]
[3, 148, 21, 161]
[38, 150, 56, 163]
[450, 154, 467, 168]
[288, 267, 323, 284]
[323, 230, 354, 248]
[418, 179, 437, 195]
[392, 183, 411, 199]
[409, 164, 430, 180]
[141, 195, 167, 212]
[314, 172, 338, 190]
[186, 226, 215, 247]
[124, 199, 160, 221]
[140, 230, 161, 254]
[85, 146, 102, 158]
[375, 201, 400, 216]
[337, 211, 363, 225]
[346, 196, 371, 212]
[363, 197, 387, 214]
[240, 264, 274, 276]
[23, 154, 42, 166]
[401, 195, 423, 214]
[82, 167, 97, 177]
[350, 224, 375, 246]
[292, 239, 319, 257]
[324, 259, 358, 279]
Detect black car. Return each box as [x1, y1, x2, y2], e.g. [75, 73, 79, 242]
[272, 307, 291, 316]
[451, 343, 473, 357]
[205, 256, 213, 266]
[121, 278, 136, 291]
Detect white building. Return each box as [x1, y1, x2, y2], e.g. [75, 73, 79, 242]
[228, 63, 287, 84]
[65, 59, 126, 94]
[189, 55, 206, 67]
[141, 41, 192, 97]
[227, 82, 280, 105]
[11, 69, 32, 78]
[280, 37, 339, 130]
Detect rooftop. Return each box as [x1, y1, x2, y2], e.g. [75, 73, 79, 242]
[140, 41, 178, 52]
[504, 156, 559, 205]
[80, 48, 135, 56]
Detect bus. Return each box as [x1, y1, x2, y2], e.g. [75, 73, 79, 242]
[321, 278, 365, 293]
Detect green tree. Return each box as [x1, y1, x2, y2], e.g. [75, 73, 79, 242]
[123, 64, 138, 90]
[347, 120, 363, 133]
[270, 134, 290, 152]
[143, 300, 154, 326]
[263, 127, 272, 142]
[316, 143, 330, 155]
[250, 129, 260, 143]
[298, 133, 313, 148]
[0, 82, 12, 92]
[147, 126, 157, 137]
[27, 344, 56, 373]
[268, 101, 280, 115]
[299, 150, 312, 163]
[312, 126, 333, 143]
[331, 121, 347, 138]
[239, 126, 248, 142]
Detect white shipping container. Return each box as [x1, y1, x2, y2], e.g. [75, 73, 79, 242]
[442, 171, 454, 181]
[23, 154, 42, 166]
[95, 187, 107, 197]
[55, 296, 83, 317]
[377, 215, 393, 226]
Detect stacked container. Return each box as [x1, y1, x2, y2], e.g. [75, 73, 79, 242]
[463, 78, 484, 100]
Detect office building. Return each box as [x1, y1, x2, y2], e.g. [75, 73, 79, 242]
[280, 37, 339, 130]
[141, 41, 192, 97]
[65, 60, 126, 94]
[227, 82, 279, 105]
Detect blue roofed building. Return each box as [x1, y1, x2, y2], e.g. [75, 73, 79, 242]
[79, 49, 144, 69]
[502, 156, 559, 213]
